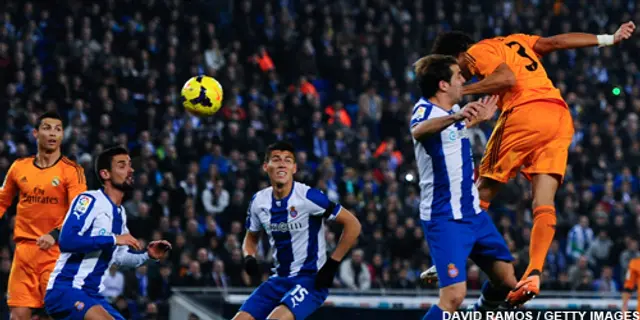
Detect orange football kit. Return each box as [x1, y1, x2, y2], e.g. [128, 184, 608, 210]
[0, 156, 86, 308]
[624, 258, 640, 312]
[466, 34, 574, 184]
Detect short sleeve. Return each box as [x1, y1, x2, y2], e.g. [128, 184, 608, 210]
[305, 188, 342, 221]
[467, 42, 505, 77]
[513, 34, 542, 57]
[410, 104, 433, 128]
[245, 194, 262, 233]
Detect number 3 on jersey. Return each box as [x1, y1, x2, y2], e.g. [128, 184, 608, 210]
[290, 284, 309, 308]
[505, 41, 538, 72]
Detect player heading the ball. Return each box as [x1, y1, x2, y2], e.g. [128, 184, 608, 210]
[410, 54, 519, 319]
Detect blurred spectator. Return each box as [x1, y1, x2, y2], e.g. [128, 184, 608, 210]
[339, 249, 371, 291]
[593, 266, 618, 293]
[566, 216, 594, 262]
[568, 256, 594, 290]
[102, 265, 125, 303]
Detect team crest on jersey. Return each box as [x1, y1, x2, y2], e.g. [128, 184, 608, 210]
[73, 195, 93, 217]
[99, 228, 107, 236]
[52, 176, 60, 187]
[74, 301, 85, 311]
[447, 263, 459, 278]
[289, 206, 298, 218]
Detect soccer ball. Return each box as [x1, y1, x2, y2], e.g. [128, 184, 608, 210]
[180, 75, 224, 116]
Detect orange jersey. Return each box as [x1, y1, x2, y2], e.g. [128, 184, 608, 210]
[0, 156, 87, 243]
[624, 258, 640, 311]
[466, 33, 567, 111]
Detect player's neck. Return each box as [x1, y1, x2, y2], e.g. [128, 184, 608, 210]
[428, 95, 455, 111]
[34, 149, 61, 168]
[103, 185, 124, 206]
[272, 181, 293, 200]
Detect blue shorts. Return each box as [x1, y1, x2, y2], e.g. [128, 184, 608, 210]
[44, 288, 124, 320]
[422, 212, 513, 288]
[239, 274, 328, 320]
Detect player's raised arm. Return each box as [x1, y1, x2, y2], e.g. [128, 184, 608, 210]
[0, 161, 18, 218]
[532, 21, 635, 56]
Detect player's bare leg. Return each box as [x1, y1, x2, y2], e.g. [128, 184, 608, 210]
[232, 311, 256, 320]
[9, 307, 31, 320]
[506, 173, 559, 307]
[266, 305, 295, 320]
[83, 305, 115, 320]
[423, 282, 466, 320]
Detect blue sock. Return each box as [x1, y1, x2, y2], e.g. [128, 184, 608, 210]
[473, 281, 510, 311]
[423, 304, 444, 320]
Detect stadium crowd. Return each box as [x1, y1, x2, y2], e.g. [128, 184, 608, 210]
[1, 0, 640, 318]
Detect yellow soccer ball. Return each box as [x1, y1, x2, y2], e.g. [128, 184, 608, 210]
[180, 75, 224, 116]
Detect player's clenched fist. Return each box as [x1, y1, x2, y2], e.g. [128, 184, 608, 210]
[115, 233, 142, 251]
[36, 234, 56, 250]
[614, 21, 636, 43]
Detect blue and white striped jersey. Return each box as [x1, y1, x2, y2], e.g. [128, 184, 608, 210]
[47, 189, 149, 296]
[410, 98, 482, 221]
[245, 182, 341, 277]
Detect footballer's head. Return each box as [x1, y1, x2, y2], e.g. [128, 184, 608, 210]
[33, 111, 63, 153]
[96, 146, 134, 192]
[263, 141, 297, 187]
[414, 54, 464, 103]
[431, 31, 475, 77]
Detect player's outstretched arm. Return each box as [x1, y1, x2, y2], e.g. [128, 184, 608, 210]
[411, 104, 483, 141]
[58, 194, 118, 253]
[533, 21, 635, 56]
[461, 63, 516, 96]
[113, 239, 171, 267]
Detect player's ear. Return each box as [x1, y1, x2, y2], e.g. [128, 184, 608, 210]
[262, 162, 268, 173]
[99, 169, 110, 181]
[292, 163, 297, 175]
[32, 128, 38, 140]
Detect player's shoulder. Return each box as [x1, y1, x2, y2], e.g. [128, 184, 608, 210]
[59, 156, 82, 169]
[9, 155, 36, 170]
[249, 186, 273, 211]
[70, 190, 103, 216]
[631, 257, 640, 268]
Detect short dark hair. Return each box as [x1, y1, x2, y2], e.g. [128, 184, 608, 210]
[264, 141, 296, 162]
[431, 31, 475, 56]
[95, 146, 129, 184]
[36, 111, 63, 129]
[414, 54, 459, 98]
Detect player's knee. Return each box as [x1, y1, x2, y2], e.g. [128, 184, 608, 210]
[440, 285, 466, 310]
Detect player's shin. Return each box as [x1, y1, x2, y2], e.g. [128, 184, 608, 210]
[472, 281, 510, 311]
[524, 205, 556, 278]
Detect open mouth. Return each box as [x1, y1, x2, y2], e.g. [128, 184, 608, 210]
[47, 139, 57, 144]
[276, 171, 287, 177]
